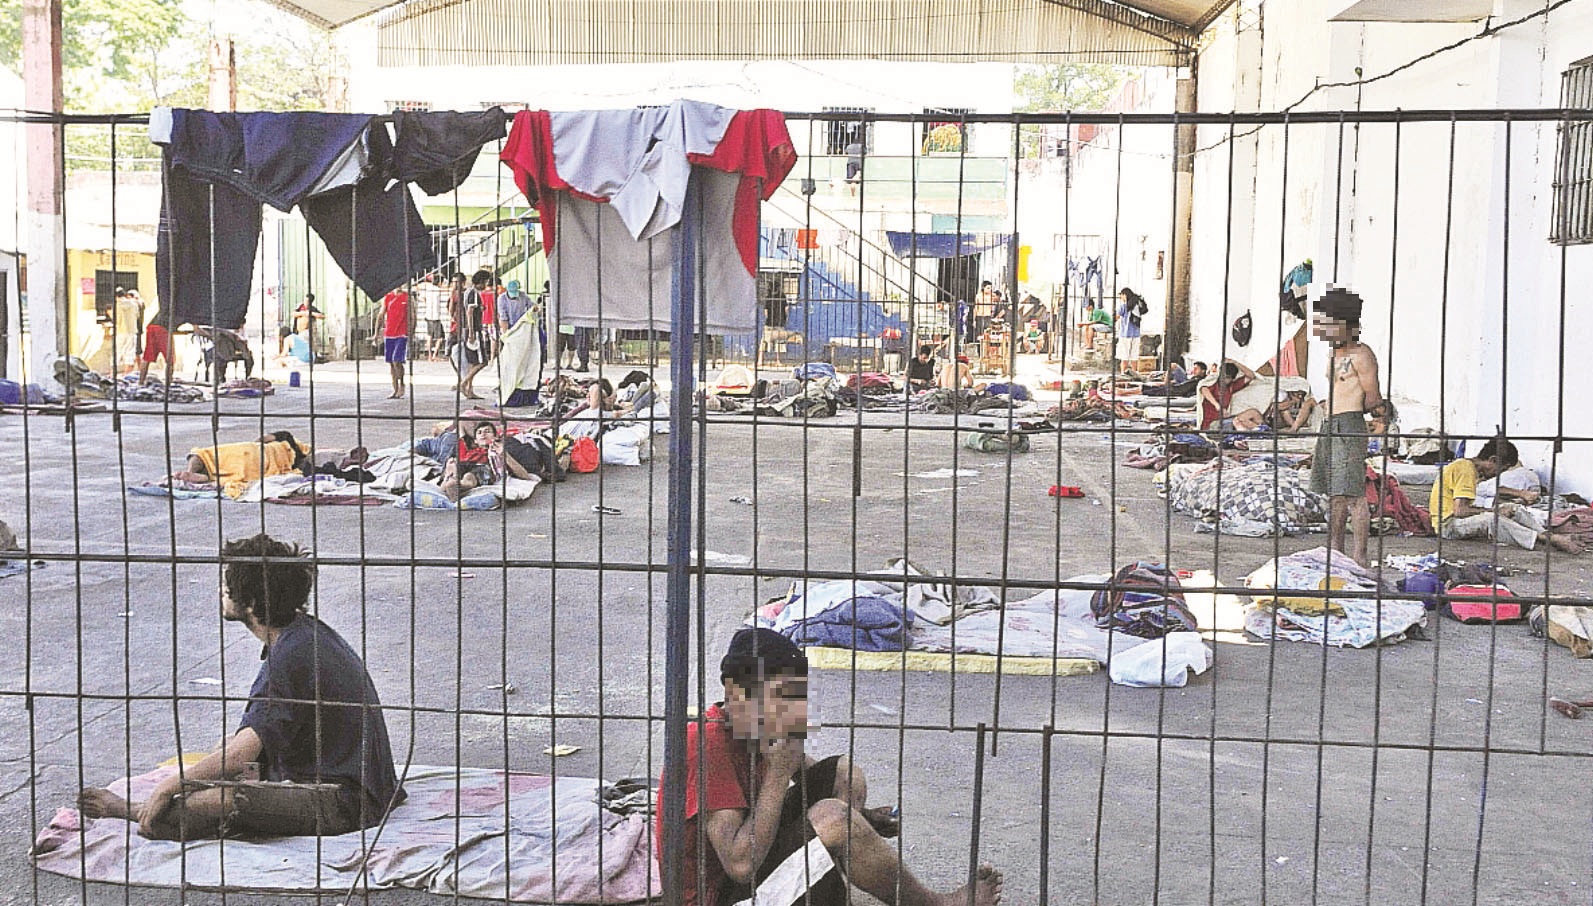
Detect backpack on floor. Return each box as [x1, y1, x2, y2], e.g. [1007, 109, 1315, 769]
[1441, 584, 1524, 623]
[569, 436, 600, 473]
[1091, 562, 1200, 639]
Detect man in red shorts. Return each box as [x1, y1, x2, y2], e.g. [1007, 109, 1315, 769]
[658, 628, 1002, 906]
[374, 289, 413, 399]
[137, 305, 177, 386]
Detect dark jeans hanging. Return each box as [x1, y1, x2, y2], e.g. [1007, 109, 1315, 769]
[155, 109, 451, 329]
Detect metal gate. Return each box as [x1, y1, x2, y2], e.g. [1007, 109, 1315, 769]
[2, 106, 1591, 906]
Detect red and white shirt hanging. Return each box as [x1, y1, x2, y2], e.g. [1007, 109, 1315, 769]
[500, 100, 796, 335]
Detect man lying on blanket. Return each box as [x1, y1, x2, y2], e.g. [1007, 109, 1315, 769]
[79, 533, 405, 839]
[659, 627, 1002, 906]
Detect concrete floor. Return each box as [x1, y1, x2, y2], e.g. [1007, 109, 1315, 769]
[2, 356, 1592, 906]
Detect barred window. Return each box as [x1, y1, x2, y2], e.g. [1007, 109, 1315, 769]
[1552, 57, 1593, 245]
[823, 107, 872, 155]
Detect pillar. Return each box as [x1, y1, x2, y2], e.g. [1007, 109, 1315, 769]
[22, 0, 65, 389]
[1167, 62, 1198, 360]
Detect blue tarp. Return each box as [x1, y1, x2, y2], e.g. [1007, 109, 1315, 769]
[884, 231, 1012, 259]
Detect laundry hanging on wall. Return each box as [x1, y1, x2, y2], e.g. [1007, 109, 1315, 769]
[500, 100, 796, 335]
[149, 107, 506, 330]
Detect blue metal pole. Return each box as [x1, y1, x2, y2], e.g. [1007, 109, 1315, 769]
[661, 171, 700, 906]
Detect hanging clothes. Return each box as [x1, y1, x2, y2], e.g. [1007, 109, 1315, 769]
[494, 301, 545, 407]
[500, 101, 796, 335]
[390, 108, 508, 196]
[1280, 260, 1313, 320]
[1266, 327, 1303, 377]
[149, 108, 501, 329]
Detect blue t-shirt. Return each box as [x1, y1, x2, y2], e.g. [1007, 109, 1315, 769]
[286, 332, 313, 364]
[240, 614, 404, 818]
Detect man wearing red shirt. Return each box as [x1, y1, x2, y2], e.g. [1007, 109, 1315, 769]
[1198, 359, 1256, 430]
[375, 289, 413, 400]
[658, 628, 1002, 906]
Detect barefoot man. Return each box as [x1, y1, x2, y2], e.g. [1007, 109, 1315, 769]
[375, 287, 414, 400]
[79, 534, 404, 839]
[659, 627, 1003, 906]
[1310, 286, 1382, 566]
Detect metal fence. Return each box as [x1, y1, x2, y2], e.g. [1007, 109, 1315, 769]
[2, 106, 1592, 906]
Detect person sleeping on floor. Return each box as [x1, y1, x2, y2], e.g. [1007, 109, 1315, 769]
[658, 627, 1003, 906]
[78, 533, 404, 839]
[166, 431, 313, 497]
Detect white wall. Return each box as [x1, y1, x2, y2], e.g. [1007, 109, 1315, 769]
[1017, 69, 1177, 330]
[1187, 0, 1593, 493]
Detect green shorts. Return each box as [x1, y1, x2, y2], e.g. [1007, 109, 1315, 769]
[1310, 411, 1369, 498]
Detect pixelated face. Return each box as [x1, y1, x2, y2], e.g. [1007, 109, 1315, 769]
[1312, 312, 1357, 343]
[724, 673, 809, 742]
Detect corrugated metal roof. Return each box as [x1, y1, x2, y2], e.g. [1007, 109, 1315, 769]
[371, 0, 1205, 68]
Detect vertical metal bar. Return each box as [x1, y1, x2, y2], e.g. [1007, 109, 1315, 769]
[1310, 114, 1347, 906]
[1417, 114, 1459, 903]
[1469, 113, 1512, 906]
[1361, 114, 1402, 906]
[1039, 723, 1054, 906]
[986, 111, 1024, 755]
[660, 170, 702, 906]
[966, 721, 987, 906]
[1258, 113, 1292, 906]
[1207, 109, 1241, 906]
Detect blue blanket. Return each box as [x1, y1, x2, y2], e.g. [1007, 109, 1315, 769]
[782, 595, 913, 652]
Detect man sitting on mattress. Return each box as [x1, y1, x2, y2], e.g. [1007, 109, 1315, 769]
[658, 627, 1002, 906]
[78, 533, 404, 839]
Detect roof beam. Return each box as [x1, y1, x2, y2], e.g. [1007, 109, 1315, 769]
[1039, 0, 1196, 48]
[378, 0, 1197, 68]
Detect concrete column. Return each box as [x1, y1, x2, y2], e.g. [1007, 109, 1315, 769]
[1166, 63, 1197, 360]
[22, 0, 64, 389]
[208, 38, 237, 111]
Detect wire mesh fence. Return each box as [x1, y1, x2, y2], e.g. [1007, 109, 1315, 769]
[1, 106, 1591, 906]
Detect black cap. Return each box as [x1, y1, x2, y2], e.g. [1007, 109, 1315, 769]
[721, 627, 807, 685]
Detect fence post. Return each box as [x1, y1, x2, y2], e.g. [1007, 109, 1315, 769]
[661, 170, 701, 906]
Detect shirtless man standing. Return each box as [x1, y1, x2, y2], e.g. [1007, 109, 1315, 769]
[1309, 287, 1382, 566]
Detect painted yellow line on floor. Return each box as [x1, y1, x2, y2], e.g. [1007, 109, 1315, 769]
[806, 647, 1099, 676]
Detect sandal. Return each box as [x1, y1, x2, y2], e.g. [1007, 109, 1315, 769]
[861, 805, 899, 839]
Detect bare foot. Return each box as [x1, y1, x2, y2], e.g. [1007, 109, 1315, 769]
[464, 391, 483, 400]
[78, 788, 135, 821]
[1548, 534, 1583, 555]
[387, 391, 403, 400]
[941, 864, 1002, 906]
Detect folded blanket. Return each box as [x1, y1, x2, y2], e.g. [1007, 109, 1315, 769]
[32, 765, 658, 902]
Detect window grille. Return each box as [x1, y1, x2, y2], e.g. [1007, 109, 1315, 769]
[1552, 56, 1593, 244]
[823, 106, 872, 155]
